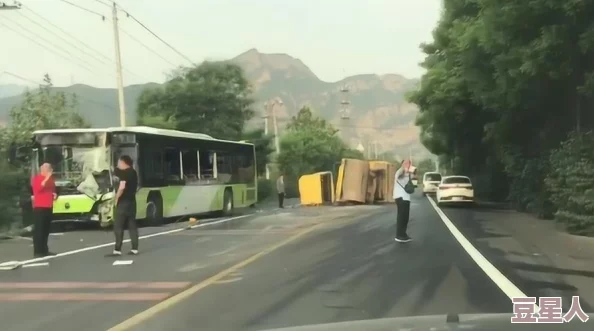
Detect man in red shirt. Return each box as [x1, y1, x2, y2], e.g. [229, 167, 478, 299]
[31, 163, 57, 258]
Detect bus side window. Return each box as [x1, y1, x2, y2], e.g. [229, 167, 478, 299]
[199, 151, 215, 179]
[164, 148, 182, 185]
[216, 152, 232, 184]
[182, 150, 199, 183]
[140, 149, 164, 187]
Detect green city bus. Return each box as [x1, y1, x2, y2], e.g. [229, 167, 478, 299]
[29, 126, 257, 227]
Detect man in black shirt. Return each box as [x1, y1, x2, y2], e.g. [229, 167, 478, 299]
[109, 155, 139, 256]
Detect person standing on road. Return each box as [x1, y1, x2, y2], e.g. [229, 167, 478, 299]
[31, 163, 57, 258]
[108, 155, 139, 256]
[393, 159, 413, 243]
[276, 174, 285, 208]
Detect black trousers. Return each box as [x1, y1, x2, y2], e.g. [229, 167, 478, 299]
[395, 198, 410, 238]
[113, 201, 138, 252]
[278, 193, 285, 208]
[33, 207, 53, 256]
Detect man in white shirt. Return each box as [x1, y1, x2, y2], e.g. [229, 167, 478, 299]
[393, 159, 413, 243]
[276, 175, 285, 208]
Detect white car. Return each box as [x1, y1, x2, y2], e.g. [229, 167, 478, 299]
[422, 172, 442, 195]
[436, 175, 474, 205]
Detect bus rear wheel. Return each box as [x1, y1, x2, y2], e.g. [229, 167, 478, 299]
[146, 198, 164, 226]
[222, 189, 233, 217]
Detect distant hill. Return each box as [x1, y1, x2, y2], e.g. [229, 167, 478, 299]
[0, 49, 429, 160]
[0, 84, 28, 99]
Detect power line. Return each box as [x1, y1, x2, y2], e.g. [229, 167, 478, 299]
[0, 20, 97, 74]
[59, 0, 105, 19]
[110, 2, 195, 66]
[3, 14, 101, 73]
[1, 71, 117, 111]
[16, 10, 110, 66]
[21, 6, 149, 81]
[119, 27, 178, 68]
[93, 0, 111, 8]
[0, 71, 45, 86]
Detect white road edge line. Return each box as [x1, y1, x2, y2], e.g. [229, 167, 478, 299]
[6, 214, 252, 266]
[426, 196, 539, 310]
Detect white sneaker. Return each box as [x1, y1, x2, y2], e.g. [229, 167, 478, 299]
[106, 250, 122, 257]
[129, 250, 139, 255]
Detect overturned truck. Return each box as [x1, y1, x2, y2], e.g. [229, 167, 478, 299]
[334, 158, 397, 204]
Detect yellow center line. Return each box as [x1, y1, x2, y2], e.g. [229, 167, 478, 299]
[106, 222, 325, 331]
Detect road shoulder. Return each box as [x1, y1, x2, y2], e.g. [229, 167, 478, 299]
[441, 202, 594, 312]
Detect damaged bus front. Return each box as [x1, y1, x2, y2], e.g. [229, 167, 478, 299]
[31, 130, 116, 227]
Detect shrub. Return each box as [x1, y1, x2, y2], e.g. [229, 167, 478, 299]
[0, 160, 29, 231]
[545, 131, 594, 235]
[257, 178, 273, 202]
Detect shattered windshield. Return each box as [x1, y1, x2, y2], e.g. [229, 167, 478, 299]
[34, 145, 110, 186]
[32, 133, 111, 195]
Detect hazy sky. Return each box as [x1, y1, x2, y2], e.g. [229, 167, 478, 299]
[0, 0, 441, 88]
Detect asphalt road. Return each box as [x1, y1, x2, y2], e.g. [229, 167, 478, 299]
[3, 194, 587, 331]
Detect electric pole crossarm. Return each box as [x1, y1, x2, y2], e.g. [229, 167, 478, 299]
[0, 1, 21, 10]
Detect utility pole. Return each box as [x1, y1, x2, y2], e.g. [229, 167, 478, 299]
[272, 104, 280, 153]
[262, 105, 270, 179]
[266, 99, 282, 154]
[111, 2, 126, 127]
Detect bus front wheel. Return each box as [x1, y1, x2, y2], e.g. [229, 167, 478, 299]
[222, 189, 233, 217]
[146, 197, 164, 226]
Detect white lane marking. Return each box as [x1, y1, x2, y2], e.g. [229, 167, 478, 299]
[193, 237, 212, 244]
[15, 236, 33, 241]
[0, 261, 21, 271]
[177, 263, 209, 273]
[113, 260, 134, 266]
[3, 214, 252, 266]
[22, 262, 49, 268]
[426, 196, 539, 310]
[208, 245, 239, 257]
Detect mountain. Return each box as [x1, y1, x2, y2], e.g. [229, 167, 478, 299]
[0, 84, 28, 99]
[0, 49, 428, 160]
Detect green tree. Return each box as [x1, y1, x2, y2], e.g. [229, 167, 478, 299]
[277, 107, 352, 196]
[408, 0, 594, 215]
[415, 158, 436, 177]
[137, 61, 255, 140]
[241, 128, 274, 176]
[546, 131, 594, 234]
[5, 74, 88, 145]
[0, 74, 88, 230]
[342, 148, 365, 160]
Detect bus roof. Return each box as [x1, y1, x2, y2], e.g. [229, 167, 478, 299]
[32, 126, 253, 146]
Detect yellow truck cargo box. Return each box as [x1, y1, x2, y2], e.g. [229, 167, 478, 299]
[298, 171, 335, 206]
[369, 161, 397, 202]
[335, 158, 370, 203]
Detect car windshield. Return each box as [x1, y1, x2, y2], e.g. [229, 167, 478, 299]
[443, 177, 471, 184]
[425, 173, 442, 182]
